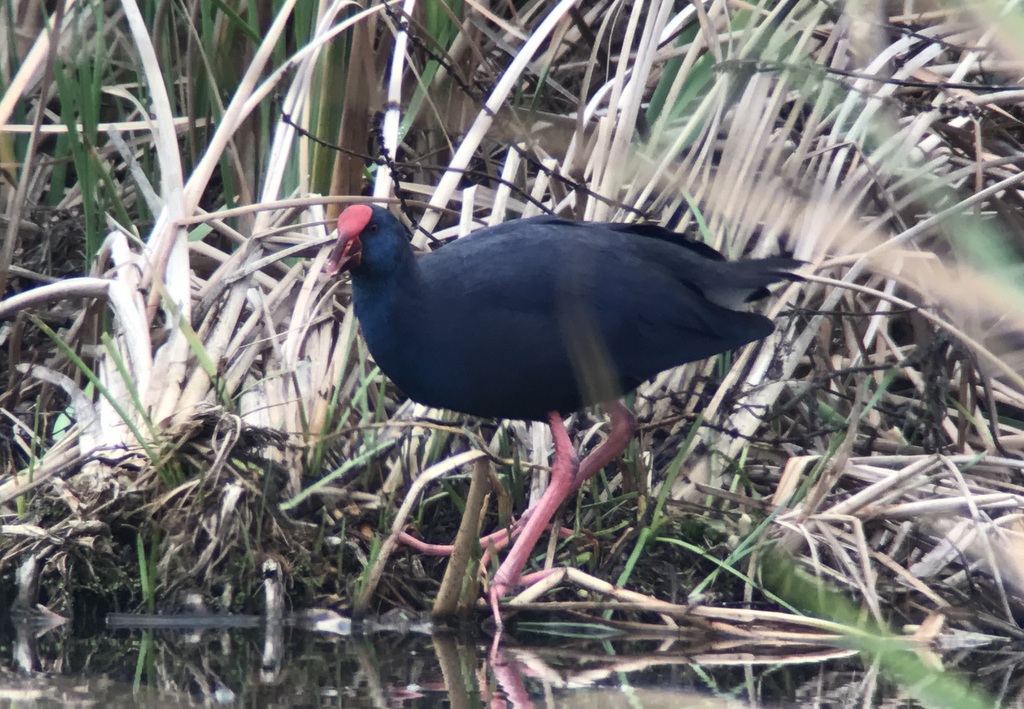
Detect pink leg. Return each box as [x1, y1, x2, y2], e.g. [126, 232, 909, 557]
[398, 528, 515, 556]
[571, 400, 636, 493]
[399, 525, 575, 569]
[489, 411, 578, 625]
[400, 403, 636, 561]
[488, 401, 637, 628]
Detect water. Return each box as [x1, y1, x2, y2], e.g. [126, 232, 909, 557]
[0, 612, 1008, 708]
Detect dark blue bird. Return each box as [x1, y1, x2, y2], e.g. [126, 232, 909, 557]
[326, 204, 799, 626]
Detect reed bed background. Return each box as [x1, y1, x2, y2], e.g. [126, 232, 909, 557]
[1, 2, 1024, 692]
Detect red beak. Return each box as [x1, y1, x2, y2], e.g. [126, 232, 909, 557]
[326, 232, 362, 275]
[326, 205, 373, 275]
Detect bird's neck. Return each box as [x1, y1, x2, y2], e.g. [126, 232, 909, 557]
[351, 250, 420, 327]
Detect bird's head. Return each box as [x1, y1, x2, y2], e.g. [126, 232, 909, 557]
[326, 205, 408, 277]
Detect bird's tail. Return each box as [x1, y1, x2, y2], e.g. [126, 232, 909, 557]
[704, 257, 804, 309]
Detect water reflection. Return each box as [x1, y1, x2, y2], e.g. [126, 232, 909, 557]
[0, 612, 1009, 708]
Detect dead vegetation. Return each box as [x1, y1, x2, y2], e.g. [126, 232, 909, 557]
[1, 1, 1024, 673]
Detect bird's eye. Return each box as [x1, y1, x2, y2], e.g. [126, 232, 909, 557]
[367, 223, 380, 235]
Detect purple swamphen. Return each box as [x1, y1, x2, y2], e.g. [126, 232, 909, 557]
[326, 204, 800, 627]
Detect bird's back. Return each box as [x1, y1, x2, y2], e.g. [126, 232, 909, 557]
[363, 217, 796, 421]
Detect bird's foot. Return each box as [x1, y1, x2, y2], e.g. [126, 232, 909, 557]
[398, 519, 574, 558]
[397, 526, 518, 558]
[396, 531, 460, 555]
[488, 566, 566, 632]
[488, 582, 507, 630]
